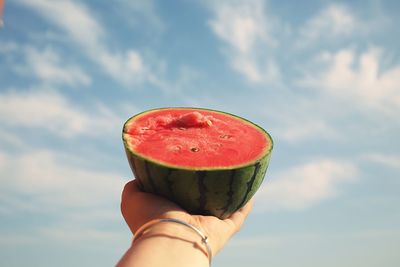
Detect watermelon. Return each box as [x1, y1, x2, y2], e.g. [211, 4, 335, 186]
[122, 108, 273, 219]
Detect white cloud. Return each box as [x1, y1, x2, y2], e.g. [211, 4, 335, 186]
[16, 0, 103, 49]
[208, 0, 281, 84]
[0, 149, 125, 211]
[228, 229, 400, 252]
[297, 4, 358, 47]
[2, 43, 90, 87]
[0, 129, 25, 148]
[274, 119, 339, 143]
[38, 225, 125, 243]
[96, 49, 147, 85]
[0, 89, 121, 138]
[115, 0, 165, 33]
[255, 159, 357, 211]
[0, 41, 19, 53]
[16, 0, 155, 87]
[25, 47, 91, 86]
[362, 153, 400, 170]
[300, 47, 400, 115]
[0, 149, 128, 245]
[255, 92, 343, 143]
[209, 0, 271, 54]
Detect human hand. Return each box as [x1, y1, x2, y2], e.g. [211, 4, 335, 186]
[121, 179, 253, 255]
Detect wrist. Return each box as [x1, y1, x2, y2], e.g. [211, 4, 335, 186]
[130, 219, 210, 267]
[135, 219, 203, 246]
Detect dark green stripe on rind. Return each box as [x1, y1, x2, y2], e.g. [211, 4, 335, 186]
[201, 170, 232, 217]
[166, 169, 202, 213]
[218, 170, 235, 219]
[144, 161, 158, 194]
[165, 169, 175, 199]
[125, 149, 272, 219]
[196, 171, 208, 214]
[147, 162, 180, 200]
[125, 148, 138, 179]
[236, 163, 261, 211]
[125, 148, 152, 192]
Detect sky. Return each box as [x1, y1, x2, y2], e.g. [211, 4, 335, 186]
[0, 0, 399, 266]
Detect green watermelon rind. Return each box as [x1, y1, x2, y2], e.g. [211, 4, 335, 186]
[122, 107, 273, 219]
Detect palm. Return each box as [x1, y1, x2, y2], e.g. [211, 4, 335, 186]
[121, 180, 252, 254]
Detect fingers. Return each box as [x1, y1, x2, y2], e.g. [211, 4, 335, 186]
[121, 180, 140, 219]
[121, 179, 147, 233]
[225, 199, 253, 232]
[238, 198, 253, 219]
[123, 179, 141, 193]
[121, 179, 141, 201]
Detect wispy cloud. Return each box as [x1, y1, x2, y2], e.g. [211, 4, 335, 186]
[38, 225, 125, 244]
[299, 47, 400, 116]
[0, 225, 125, 247]
[16, 0, 159, 87]
[0, 149, 125, 212]
[24, 46, 91, 87]
[0, 89, 121, 138]
[229, 228, 400, 251]
[0, 42, 90, 87]
[296, 4, 358, 48]
[0, 129, 25, 148]
[362, 153, 400, 170]
[208, 0, 281, 84]
[0, 41, 19, 53]
[255, 159, 357, 212]
[0, 148, 127, 246]
[273, 120, 339, 143]
[207, 1, 389, 92]
[115, 0, 165, 33]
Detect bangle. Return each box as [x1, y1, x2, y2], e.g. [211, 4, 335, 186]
[133, 218, 212, 266]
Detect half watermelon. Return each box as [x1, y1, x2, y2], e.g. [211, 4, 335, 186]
[122, 107, 273, 219]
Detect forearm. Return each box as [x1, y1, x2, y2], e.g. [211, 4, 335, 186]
[117, 223, 209, 267]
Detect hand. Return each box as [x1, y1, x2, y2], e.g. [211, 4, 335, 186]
[121, 179, 253, 255]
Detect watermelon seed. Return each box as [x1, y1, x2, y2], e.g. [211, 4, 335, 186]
[178, 127, 187, 131]
[220, 134, 233, 139]
[190, 147, 199, 152]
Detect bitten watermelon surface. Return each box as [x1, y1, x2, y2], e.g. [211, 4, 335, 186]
[123, 107, 273, 219]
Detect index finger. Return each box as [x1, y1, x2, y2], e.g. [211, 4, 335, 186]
[225, 198, 253, 232]
[121, 179, 142, 200]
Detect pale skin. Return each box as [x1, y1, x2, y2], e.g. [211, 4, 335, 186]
[117, 179, 253, 267]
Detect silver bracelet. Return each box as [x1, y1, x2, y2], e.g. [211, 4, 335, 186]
[133, 218, 212, 266]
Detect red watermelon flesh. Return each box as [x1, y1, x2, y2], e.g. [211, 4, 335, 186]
[124, 108, 269, 169]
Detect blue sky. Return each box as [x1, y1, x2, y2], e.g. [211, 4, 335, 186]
[1, 0, 399, 266]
